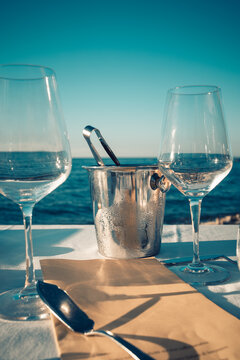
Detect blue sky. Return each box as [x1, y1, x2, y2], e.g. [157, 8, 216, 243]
[1, 0, 240, 158]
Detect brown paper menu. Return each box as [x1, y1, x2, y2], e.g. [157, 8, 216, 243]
[40, 258, 240, 360]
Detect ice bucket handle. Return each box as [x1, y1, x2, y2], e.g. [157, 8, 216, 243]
[150, 173, 171, 193]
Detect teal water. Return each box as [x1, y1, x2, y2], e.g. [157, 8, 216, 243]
[0, 157, 239, 225]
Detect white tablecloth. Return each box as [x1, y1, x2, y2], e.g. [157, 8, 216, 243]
[0, 224, 239, 360]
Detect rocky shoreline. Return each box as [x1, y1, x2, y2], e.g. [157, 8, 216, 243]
[203, 213, 240, 225]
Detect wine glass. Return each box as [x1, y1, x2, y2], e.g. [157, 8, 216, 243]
[0, 64, 72, 320]
[158, 85, 233, 285]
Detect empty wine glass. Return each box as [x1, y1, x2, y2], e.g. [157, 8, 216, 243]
[0, 64, 72, 320]
[158, 85, 233, 285]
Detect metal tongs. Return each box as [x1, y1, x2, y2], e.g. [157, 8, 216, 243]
[83, 125, 120, 166]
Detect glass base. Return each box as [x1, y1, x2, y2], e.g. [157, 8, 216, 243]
[0, 287, 50, 321]
[171, 263, 230, 286]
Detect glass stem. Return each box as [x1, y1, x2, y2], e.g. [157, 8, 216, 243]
[189, 198, 202, 267]
[20, 204, 36, 291]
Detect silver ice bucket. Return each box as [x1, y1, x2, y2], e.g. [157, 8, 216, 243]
[84, 164, 170, 259]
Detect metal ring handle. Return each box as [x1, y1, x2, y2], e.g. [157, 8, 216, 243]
[150, 173, 171, 193]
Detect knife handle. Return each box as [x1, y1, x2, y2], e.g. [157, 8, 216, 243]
[90, 329, 155, 360]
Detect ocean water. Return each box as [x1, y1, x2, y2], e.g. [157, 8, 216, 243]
[0, 157, 239, 225]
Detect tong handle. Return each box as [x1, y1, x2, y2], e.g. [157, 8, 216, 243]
[83, 125, 120, 166]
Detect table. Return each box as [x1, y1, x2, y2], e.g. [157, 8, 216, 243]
[0, 224, 239, 360]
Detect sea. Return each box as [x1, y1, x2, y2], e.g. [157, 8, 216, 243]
[0, 157, 239, 225]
